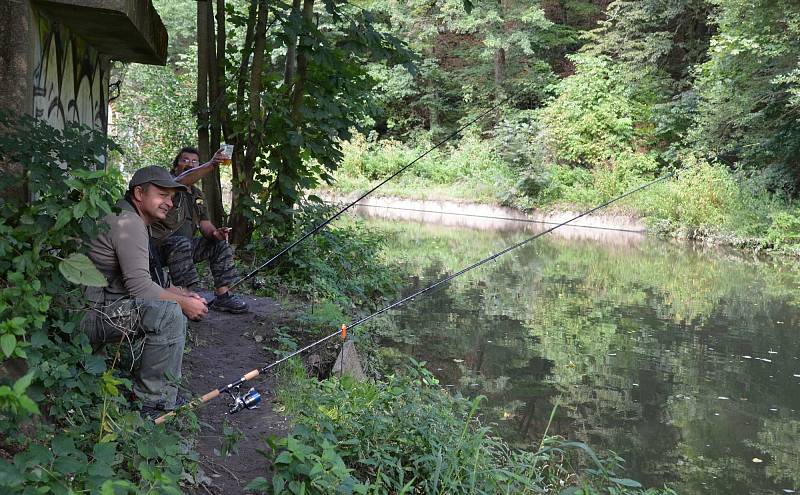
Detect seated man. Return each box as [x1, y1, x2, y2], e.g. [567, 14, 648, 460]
[81, 166, 208, 415]
[150, 147, 248, 313]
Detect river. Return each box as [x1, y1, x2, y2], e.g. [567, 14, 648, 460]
[357, 205, 800, 494]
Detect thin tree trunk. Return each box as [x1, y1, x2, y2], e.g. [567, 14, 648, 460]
[283, 0, 301, 91]
[230, 0, 268, 246]
[203, 0, 225, 225]
[226, 0, 257, 245]
[494, 47, 506, 88]
[289, 0, 314, 119]
[197, 0, 211, 177]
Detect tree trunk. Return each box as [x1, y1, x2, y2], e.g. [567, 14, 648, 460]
[283, 0, 301, 91]
[494, 47, 506, 88]
[202, 0, 225, 226]
[197, 0, 211, 178]
[230, 0, 268, 246]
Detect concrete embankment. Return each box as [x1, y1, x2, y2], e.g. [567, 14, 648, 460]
[321, 193, 648, 244]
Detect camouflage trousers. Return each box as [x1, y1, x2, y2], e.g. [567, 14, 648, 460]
[81, 298, 187, 410]
[159, 234, 239, 290]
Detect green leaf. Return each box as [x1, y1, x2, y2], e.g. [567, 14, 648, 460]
[0, 334, 15, 358]
[73, 200, 88, 219]
[84, 354, 107, 375]
[610, 477, 642, 488]
[17, 395, 41, 415]
[59, 253, 107, 287]
[52, 435, 77, 456]
[54, 209, 72, 230]
[245, 476, 270, 492]
[12, 371, 36, 394]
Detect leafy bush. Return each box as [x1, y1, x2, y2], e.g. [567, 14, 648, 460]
[252, 362, 675, 495]
[333, 132, 514, 202]
[538, 54, 661, 169]
[0, 115, 197, 493]
[250, 201, 403, 312]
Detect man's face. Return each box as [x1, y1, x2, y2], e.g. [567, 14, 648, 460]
[174, 152, 201, 175]
[134, 184, 175, 224]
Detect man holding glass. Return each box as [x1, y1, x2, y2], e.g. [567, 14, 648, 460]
[150, 146, 248, 313]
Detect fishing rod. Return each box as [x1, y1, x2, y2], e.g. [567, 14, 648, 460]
[223, 89, 526, 293]
[154, 171, 675, 425]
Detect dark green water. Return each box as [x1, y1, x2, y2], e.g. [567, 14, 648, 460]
[364, 216, 800, 495]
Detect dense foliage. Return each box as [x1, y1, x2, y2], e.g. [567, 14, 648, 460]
[254, 362, 674, 494]
[0, 116, 197, 493]
[322, 0, 800, 251]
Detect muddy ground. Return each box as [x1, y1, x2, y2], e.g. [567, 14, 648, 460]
[183, 294, 291, 495]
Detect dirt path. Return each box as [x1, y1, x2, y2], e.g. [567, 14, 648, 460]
[184, 294, 291, 494]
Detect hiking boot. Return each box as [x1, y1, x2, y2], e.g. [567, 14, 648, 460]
[212, 292, 248, 313]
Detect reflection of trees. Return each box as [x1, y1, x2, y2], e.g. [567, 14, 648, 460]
[750, 418, 800, 490]
[371, 219, 800, 493]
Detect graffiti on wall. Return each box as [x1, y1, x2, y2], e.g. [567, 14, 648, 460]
[32, 15, 106, 131]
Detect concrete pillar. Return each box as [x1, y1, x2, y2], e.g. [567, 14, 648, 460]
[0, 1, 35, 119]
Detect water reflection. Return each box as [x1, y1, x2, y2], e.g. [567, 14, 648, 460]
[366, 216, 800, 495]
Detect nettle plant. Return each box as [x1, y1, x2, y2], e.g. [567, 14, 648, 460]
[0, 115, 196, 493]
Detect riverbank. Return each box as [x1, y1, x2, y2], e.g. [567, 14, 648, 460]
[327, 135, 800, 257]
[317, 185, 800, 256]
[176, 205, 680, 494]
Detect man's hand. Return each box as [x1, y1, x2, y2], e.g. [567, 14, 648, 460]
[210, 148, 229, 167]
[178, 292, 208, 321]
[211, 227, 231, 241]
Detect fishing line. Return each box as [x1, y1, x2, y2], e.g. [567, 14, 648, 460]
[154, 170, 674, 424]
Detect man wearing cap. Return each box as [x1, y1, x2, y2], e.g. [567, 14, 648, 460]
[81, 166, 208, 415]
[150, 147, 248, 313]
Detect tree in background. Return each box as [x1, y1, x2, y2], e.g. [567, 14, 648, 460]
[208, 0, 411, 245]
[691, 0, 800, 194]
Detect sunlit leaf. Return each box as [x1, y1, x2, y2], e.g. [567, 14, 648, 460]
[59, 253, 107, 287]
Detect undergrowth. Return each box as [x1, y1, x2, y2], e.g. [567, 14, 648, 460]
[0, 115, 198, 493]
[253, 359, 675, 494]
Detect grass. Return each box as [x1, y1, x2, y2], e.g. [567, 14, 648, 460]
[321, 132, 516, 204]
[250, 358, 676, 495]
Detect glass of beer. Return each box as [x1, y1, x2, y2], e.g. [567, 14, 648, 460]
[221, 144, 234, 165]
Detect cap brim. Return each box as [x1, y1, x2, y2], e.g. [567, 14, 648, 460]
[150, 178, 189, 192]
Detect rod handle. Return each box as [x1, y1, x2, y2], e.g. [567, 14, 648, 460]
[153, 389, 221, 425]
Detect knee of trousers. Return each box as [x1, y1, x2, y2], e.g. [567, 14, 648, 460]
[209, 239, 234, 260]
[139, 300, 187, 345]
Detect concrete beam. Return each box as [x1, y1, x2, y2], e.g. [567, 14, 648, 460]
[34, 0, 168, 65]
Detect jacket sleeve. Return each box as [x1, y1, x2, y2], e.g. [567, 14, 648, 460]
[110, 212, 164, 299]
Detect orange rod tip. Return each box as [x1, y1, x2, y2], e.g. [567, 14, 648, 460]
[341, 323, 347, 340]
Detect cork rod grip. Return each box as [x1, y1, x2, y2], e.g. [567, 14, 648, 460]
[153, 388, 221, 425]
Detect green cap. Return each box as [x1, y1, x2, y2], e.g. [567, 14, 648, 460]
[128, 166, 188, 192]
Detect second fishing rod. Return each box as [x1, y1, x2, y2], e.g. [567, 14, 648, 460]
[155, 171, 675, 425]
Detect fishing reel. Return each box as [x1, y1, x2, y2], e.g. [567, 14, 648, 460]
[225, 386, 262, 414]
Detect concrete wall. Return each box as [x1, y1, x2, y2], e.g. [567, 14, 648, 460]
[32, 10, 108, 132]
[0, 1, 35, 119]
[0, 0, 166, 132]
